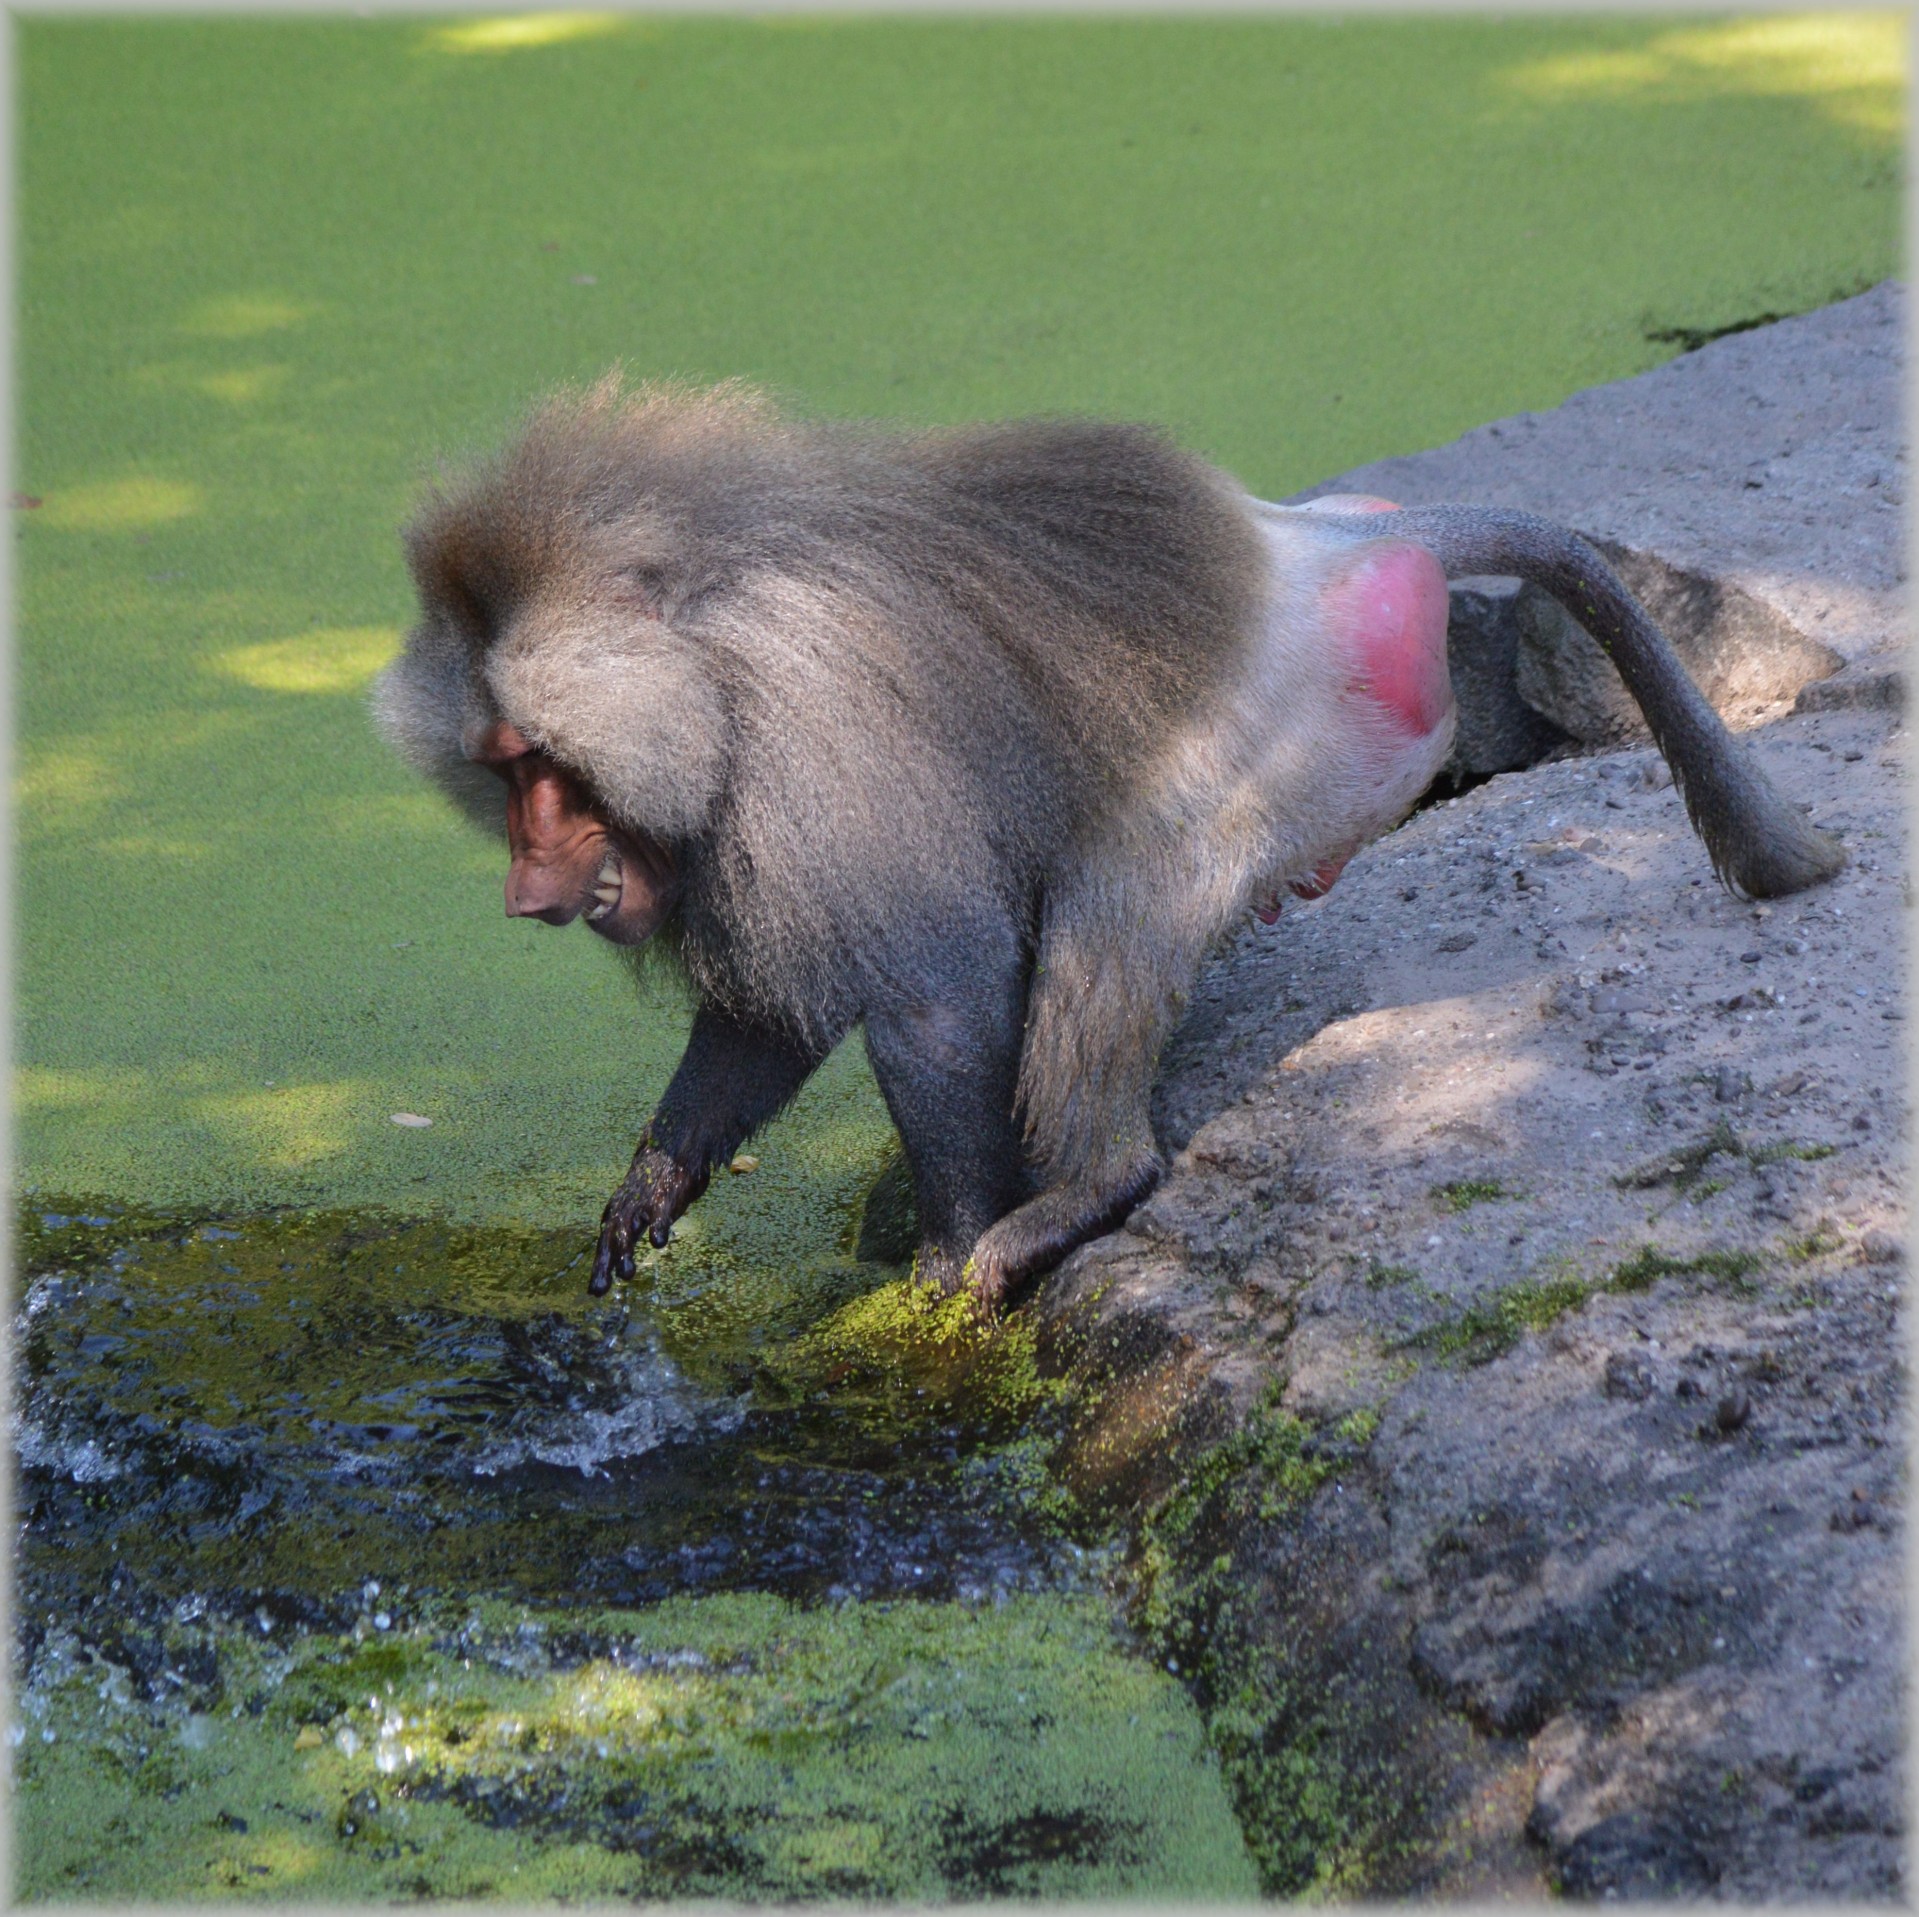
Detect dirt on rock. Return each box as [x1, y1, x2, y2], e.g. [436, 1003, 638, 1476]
[1035, 287, 1907, 1900]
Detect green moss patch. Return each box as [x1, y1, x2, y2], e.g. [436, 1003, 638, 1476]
[1406, 1272, 1596, 1364]
[1432, 1179, 1516, 1213]
[761, 1271, 1067, 1436]
[1404, 1239, 1771, 1364]
[1607, 1243, 1765, 1295]
[1129, 1388, 1432, 1895]
[1618, 1121, 1841, 1193]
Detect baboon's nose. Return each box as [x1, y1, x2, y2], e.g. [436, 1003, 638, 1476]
[505, 859, 579, 924]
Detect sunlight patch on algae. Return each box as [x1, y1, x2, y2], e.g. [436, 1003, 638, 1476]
[196, 365, 290, 406]
[129, 360, 292, 405]
[427, 12, 626, 54]
[190, 1080, 372, 1173]
[1498, 13, 1906, 136]
[92, 833, 214, 862]
[17, 1064, 153, 1113]
[16, 1594, 1257, 1902]
[180, 293, 311, 339]
[14, 743, 129, 828]
[38, 474, 203, 532]
[211, 626, 402, 696]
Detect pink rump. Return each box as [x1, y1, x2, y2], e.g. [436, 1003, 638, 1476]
[1323, 539, 1452, 739]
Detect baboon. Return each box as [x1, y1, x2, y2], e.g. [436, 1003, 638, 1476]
[375, 381, 1843, 1311]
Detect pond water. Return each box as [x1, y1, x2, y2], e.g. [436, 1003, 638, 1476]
[12, 1199, 1258, 1901]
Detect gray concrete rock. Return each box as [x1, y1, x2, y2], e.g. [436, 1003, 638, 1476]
[1513, 541, 1845, 748]
[1795, 661, 1907, 716]
[1441, 578, 1572, 775]
[1053, 698, 1907, 1899]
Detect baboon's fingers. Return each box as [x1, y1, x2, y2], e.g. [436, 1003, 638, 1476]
[588, 1148, 704, 1292]
[588, 1206, 633, 1295]
[962, 1254, 1008, 1323]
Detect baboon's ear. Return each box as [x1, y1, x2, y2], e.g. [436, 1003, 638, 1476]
[403, 504, 500, 644]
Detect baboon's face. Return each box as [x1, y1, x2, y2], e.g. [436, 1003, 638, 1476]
[468, 721, 680, 945]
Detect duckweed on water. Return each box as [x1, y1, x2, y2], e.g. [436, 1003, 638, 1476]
[14, 1199, 1256, 1898]
[17, 1593, 1256, 1901]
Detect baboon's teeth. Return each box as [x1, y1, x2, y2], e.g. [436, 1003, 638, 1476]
[586, 847, 622, 921]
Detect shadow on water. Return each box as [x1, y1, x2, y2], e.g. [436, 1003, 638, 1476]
[12, 1198, 1259, 1901]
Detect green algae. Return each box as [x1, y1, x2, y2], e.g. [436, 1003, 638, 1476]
[1431, 1179, 1516, 1213]
[764, 1273, 1069, 1438]
[16, 1593, 1258, 1902]
[1404, 1271, 1598, 1365]
[16, 1199, 1264, 1898]
[1607, 1242, 1766, 1294]
[1394, 1240, 1773, 1367]
[1617, 1121, 1841, 1195]
[1128, 1388, 1434, 1896]
[1136, 1391, 1353, 1643]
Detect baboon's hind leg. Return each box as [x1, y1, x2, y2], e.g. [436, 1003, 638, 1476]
[965, 1152, 1163, 1314]
[967, 845, 1220, 1310]
[862, 958, 1031, 1301]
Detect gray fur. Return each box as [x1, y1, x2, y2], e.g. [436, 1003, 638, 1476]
[378, 378, 1265, 1052]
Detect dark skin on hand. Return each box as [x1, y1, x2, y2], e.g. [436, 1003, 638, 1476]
[473, 721, 694, 1291]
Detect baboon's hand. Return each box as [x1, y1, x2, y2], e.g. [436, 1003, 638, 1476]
[589, 1147, 708, 1293]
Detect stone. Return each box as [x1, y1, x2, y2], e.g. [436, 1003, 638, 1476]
[1512, 542, 1843, 748]
[1440, 578, 1571, 775]
[1795, 665, 1907, 715]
